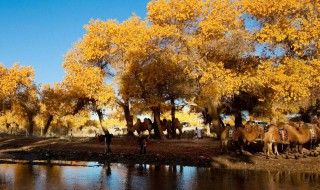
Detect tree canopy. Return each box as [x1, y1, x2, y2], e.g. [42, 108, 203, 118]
[1, 0, 320, 138]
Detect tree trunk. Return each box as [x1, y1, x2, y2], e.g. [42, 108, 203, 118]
[152, 106, 166, 140]
[153, 115, 160, 138]
[97, 109, 107, 134]
[235, 111, 242, 127]
[123, 102, 134, 136]
[170, 98, 176, 122]
[208, 98, 223, 139]
[301, 113, 311, 123]
[117, 99, 134, 136]
[170, 98, 176, 138]
[28, 115, 34, 136]
[43, 114, 53, 135]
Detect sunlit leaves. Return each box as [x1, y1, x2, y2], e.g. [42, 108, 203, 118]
[77, 19, 118, 68]
[147, 0, 206, 26]
[62, 62, 114, 109]
[0, 64, 34, 100]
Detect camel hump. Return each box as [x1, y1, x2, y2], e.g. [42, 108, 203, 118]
[267, 124, 276, 130]
[134, 119, 141, 126]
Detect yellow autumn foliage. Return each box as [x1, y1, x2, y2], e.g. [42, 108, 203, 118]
[0, 64, 34, 100]
[62, 62, 114, 109]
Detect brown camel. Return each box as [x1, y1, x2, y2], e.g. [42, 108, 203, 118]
[232, 122, 263, 154]
[286, 122, 311, 158]
[141, 118, 153, 135]
[172, 118, 183, 139]
[220, 124, 236, 153]
[133, 118, 153, 135]
[160, 118, 183, 139]
[132, 118, 142, 134]
[303, 122, 320, 156]
[161, 119, 172, 139]
[314, 124, 320, 155]
[263, 123, 289, 159]
[264, 122, 311, 159]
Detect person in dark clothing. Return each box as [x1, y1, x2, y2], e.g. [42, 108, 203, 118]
[105, 131, 113, 153]
[137, 135, 148, 154]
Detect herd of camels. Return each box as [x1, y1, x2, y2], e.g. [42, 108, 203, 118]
[128, 118, 183, 139]
[221, 119, 320, 159]
[127, 116, 320, 159]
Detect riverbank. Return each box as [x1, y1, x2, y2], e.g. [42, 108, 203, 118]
[0, 136, 319, 172]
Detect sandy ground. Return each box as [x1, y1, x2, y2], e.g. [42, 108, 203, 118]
[0, 135, 320, 172]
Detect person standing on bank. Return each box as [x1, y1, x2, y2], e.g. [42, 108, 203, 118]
[137, 135, 148, 154]
[105, 131, 113, 153]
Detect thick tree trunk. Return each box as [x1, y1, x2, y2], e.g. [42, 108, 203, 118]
[152, 115, 160, 138]
[208, 99, 223, 139]
[301, 113, 311, 123]
[43, 114, 53, 135]
[123, 103, 134, 136]
[6, 123, 10, 130]
[170, 98, 176, 122]
[28, 115, 34, 136]
[170, 98, 176, 138]
[152, 106, 166, 140]
[97, 109, 107, 134]
[234, 111, 243, 127]
[117, 99, 134, 136]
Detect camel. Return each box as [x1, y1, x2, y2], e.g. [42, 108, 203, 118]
[303, 122, 320, 156]
[263, 123, 289, 159]
[287, 122, 312, 158]
[132, 118, 142, 134]
[263, 122, 311, 159]
[161, 119, 172, 138]
[232, 121, 263, 154]
[220, 124, 236, 153]
[160, 118, 183, 139]
[141, 118, 153, 135]
[313, 124, 320, 155]
[172, 118, 183, 139]
[133, 118, 153, 135]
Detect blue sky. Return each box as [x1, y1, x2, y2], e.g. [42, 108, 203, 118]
[0, 0, 150, 84]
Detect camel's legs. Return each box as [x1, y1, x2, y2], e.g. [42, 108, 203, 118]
[309, 140, 318, 157]
[273, 143, 280, 159]
[283, 144, 290, 159]
[264, 142, 270, 159]
[220, 140, 228, 153]
[273, 143, 279, 155]
[289, 142, 299, 159]
[225, 141, 229, 153]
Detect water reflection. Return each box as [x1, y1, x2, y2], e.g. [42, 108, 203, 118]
[0, 162, 320, 190]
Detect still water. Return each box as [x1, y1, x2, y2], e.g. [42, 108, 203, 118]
[0, 161, 320, 190]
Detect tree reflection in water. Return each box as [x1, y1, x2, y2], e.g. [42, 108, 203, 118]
[0, 163, 319, 190]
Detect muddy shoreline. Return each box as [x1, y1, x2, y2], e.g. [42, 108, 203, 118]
[0, 136, 320, 172]
[0, 150, 212, 167]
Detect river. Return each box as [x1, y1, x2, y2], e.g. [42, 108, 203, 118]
[0, 161, 319, 190]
